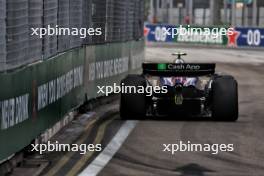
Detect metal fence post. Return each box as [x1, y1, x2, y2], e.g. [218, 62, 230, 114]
[189, 0, 193, 24]
[245, 4, 249, 26]
[252, 0, 258, 26]
[209, 0, 214, 25]
[224, 0, 228, 24]
[231, 0, 237, 26]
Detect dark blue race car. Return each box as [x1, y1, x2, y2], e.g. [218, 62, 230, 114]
[120, 52, 238, 121]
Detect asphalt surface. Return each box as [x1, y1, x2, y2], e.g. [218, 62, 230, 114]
[33, 46, 264, 176]
[98, 46, 264, 176]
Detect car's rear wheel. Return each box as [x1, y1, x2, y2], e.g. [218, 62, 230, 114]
[120, 75, 147, 120]
[212, 75, 238, 121]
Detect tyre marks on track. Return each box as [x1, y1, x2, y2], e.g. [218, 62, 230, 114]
[43, 112, 120, 176]
[44, 118, 98, 176]
[66, 119, 114, 176]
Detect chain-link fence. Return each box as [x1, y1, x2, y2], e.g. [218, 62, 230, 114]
[0, 0, 6, 71]
[29, 0, 43, 62]
[0, 0, 144, 71]
[6, 0, 29, 69]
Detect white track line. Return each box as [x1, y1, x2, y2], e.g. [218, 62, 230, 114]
[78, 120, 138, 176]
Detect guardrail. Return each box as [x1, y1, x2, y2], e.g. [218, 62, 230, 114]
[0, 39, 144, 162]
[144, 24, 264, 48]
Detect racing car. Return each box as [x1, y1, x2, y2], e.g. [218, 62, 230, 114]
[120, 52, 238, 121]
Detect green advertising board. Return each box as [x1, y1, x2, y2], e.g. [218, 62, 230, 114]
[173, 26, 228, 45]
[0, 40, 145, 162]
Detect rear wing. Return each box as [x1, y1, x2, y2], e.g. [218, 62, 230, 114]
[142, 63, 215, 76]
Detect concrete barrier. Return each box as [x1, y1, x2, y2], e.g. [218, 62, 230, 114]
[0, 39, 145, 162]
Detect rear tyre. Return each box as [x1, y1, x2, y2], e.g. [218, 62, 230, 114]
[212, 76, 238, 121]
[120, 75, 147, 120]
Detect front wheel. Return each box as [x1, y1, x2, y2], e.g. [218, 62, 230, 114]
[211, 76, 238, 121]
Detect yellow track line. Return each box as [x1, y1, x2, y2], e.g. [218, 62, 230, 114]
[44, 118, 98, 176]
[65, 118, 114, 176]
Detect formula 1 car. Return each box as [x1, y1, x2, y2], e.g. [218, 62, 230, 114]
[120, 52, 238, 121]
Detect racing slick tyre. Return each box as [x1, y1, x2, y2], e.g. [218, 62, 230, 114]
[120, 75, 147, 120]
[212, 76, 238, 121]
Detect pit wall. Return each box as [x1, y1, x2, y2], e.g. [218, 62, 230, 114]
[0, 39, 145, 162]
[145, 24, 264, 48]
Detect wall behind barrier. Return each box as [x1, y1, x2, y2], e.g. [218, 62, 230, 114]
[0, 39, 144, 162]
[145, 24, 264, 48]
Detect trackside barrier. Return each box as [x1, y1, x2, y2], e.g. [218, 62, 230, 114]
[144, 24, 264, 48]
[0, 39, 145, 162]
